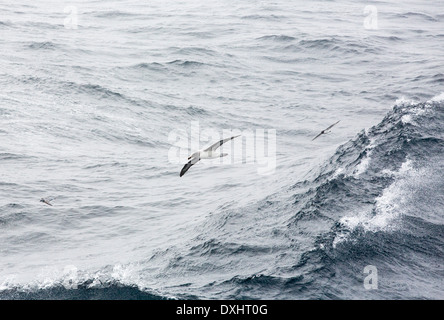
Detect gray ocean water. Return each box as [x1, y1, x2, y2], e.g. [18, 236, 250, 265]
[1, 0, 444, 299]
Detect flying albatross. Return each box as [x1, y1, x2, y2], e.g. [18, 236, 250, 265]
[40, 197, 54, 206]
[180, 135, 240, 177]
[312, 120, 340, 141]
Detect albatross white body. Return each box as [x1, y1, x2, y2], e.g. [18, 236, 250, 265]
[190, 150, 228, 160]
[180, 135, 240, 177]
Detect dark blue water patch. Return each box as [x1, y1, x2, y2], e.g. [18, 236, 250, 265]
[187, 239, 276, 258]
[130, 62, 167, 71]
[214, 273, 310, 299]
[394, 12, 438, 22]
[298, 38, 340, 50]
[0, 153, 26, 161]
[431, 73, 444, 84]
[77, 83, 127, 100]
[0, 283, 169, 300]
[199, 242, 334, 299]
[0, 202, 24, 209]
[77, 205, 137, 221]
[261, 55, 318, 65]
[280, 37, 370, 56]
[256, 35, 296, 42]
[240, 14, 288, 21]
[25, 41, 60, 50]
[166, 59, 206, 68]
[0, 21, 12, 28]
[181, 30, 217, 39]
[0, 182, 20, 190]
[162, 104, 210, 117]
[410, 29, 427, 34]
[400, 215, 444, 256]
[184, 105, 209, 116]
[88, 126, 157, 147]
[15, 76, 145, 109]
[89, 10, 147, 19]
[83, 162, 128, 170]
[20, 20, 62, 31]
[318, 217, 444, 299]
[53, 80, 155, 112]
[174, 46, 218, 57]
[411, 74, 428, 82]
[373, 35, 404, 43]
[0, 207, 29, 227]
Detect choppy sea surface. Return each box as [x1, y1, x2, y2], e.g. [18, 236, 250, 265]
[1, 0, 444, 299]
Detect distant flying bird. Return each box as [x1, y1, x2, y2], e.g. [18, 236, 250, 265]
[180, 135, 240, 177]
[40, 198, 54, 206]
[312, 120, 340, 141]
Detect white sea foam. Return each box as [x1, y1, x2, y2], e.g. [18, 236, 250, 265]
[352, 138, 376, 177]
[332, 167, 344, 179]
[401, 114, 412, 124]
[429, 92, 444, 102]
[395, 95, 438, 125]
[333, 159, 415, 248]
[395, 97, 417, 106]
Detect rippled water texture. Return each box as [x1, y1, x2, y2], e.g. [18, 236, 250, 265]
[1, 0, 443, 299]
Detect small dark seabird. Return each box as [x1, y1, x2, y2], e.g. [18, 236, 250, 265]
[180, 135, 240, 177]
[312, 120, 340, 141]
[40, 198, 53, 206]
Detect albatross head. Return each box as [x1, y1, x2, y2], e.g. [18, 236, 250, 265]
[188, 151, 200, 160]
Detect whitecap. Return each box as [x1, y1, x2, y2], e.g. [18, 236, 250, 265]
[333, 158, 415, 248]
[352, 138, 376, 177]
[429, 92, 444, 102]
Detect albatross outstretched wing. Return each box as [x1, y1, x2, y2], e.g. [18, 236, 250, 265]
[312, 121, 340, 141]
[311, 131, 324, 141]
[180, 156, 200, 177]
[40, 197, 54, 206]
[180, 135, 240, 177]
[203, 135, 240, 152]
[324, 120, 340, 132]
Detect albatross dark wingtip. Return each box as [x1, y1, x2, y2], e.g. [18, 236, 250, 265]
[180, 160, 194, 177]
